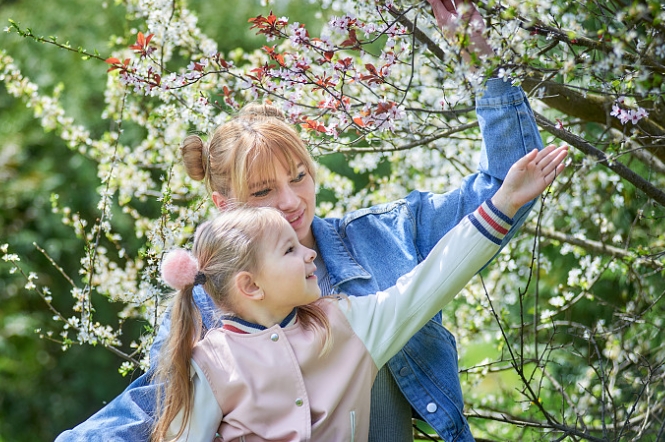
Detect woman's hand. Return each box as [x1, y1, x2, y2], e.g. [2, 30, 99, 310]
[491, 144, 569, 218]
[426, 0, 494, 61]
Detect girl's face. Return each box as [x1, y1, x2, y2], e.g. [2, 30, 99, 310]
[254, 220, 321, 318]
[243, 157, 316, 249]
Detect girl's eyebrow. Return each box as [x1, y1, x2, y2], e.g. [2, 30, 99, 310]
[275, 233, 294, 251]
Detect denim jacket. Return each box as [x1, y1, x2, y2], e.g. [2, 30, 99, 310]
[56, 78, 543, 442]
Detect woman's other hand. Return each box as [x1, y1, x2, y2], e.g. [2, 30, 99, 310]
[426, 0, 494, 60]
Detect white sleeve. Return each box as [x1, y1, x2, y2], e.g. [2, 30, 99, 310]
[167, 360, 223, 442]
[341, 200, 512, 368]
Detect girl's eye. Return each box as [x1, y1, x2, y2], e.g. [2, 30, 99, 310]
[291, 172, 306, 183]
[285, 246, 294, 254]
[250, 188, 271, 198]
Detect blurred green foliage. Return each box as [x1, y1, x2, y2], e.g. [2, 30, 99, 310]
[0, 0, 323, 440]
[0, 0, 128, 439]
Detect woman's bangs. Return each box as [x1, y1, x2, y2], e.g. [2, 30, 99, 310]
[245, 147, 278, 197]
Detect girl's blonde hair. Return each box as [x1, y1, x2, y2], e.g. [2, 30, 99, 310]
[151, 206, 332, 441]
[181, 103, 316, 201]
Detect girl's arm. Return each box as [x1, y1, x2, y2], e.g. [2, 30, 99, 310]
[343, 200, 506, 368]
[343, 145, 567, 368]
[409, 2, 545, 260]
[166, 360, 222, 442]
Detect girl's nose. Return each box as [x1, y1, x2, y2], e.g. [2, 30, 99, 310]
[305, 247, 317, 263]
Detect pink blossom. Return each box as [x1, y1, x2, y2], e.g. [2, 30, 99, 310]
[618, 109, 631, 125]
[629, 110, 640, 124]
[610, 104, 621, 117]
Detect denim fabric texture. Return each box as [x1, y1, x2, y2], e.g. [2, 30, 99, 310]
[55, 78, 543, 442]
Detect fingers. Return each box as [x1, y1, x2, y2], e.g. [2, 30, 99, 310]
[542, 151, 567, 178]
[543, 162, 565, 184]
[534, 144, 567, 167]
[514, 148, 538, 168]
[534, 144, 558, 163]
[427, 0, 459, 28]
[541, 148, 568, 183]
[441, 0, 457, 13]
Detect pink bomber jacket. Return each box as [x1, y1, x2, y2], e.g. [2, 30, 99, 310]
[168, 201, 511, 441]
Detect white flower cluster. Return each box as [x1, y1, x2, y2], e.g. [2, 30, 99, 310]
[3, 1, 664, 435]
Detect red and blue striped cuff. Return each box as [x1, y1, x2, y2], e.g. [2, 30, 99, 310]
[468, 199, 514, 245]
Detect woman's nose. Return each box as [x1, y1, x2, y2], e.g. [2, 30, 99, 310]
[277, 186, 299, 211]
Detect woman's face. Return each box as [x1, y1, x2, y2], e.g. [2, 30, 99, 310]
[216, 156, 317, 249]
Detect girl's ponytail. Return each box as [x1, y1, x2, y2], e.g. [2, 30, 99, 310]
[152, 251, 204, 442]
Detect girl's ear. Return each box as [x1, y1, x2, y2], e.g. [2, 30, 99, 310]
[234, 271, 264, 301]
[212, 191, 228, 210]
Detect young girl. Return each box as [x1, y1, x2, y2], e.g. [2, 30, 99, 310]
[152, 145, 567, 442]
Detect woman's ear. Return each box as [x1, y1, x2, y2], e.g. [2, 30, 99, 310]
[212, 191, 228, 210]
[234, 271, 264, 301]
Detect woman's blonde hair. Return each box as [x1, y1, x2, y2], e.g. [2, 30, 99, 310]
[151, 205, 332, 441]
[181, 103, 316, 201]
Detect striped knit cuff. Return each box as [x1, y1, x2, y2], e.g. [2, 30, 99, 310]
[468, 199, 514, 245]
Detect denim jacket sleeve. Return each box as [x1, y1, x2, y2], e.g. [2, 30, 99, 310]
[410, 78, 544, 262]
[385, 80, 544, 442]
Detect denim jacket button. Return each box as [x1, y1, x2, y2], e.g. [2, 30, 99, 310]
[399, 367, 408, 376]
[426, 402, 437, 413]
[270, 333, 279, 342]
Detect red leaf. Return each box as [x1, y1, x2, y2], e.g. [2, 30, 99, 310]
[340, 29, 359, 48]
[376, 101, 394, 114]
[129, 31, 155, 55]
[300, 118, 327, 133]
[275, 53, 285, 66]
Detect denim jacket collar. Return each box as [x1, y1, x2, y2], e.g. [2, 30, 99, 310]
[311, 216, 371, 289]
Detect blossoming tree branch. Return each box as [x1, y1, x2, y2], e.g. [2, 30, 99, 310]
[1, 0, 664, 440]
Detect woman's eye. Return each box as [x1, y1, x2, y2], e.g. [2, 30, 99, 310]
[250, 188, 271, 198]
[291, 172, 306, 183]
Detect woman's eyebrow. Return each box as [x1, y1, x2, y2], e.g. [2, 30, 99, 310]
[248, 178, 275, 191]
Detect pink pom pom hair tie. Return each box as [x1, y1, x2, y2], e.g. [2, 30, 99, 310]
[161, 249, 204, 290]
